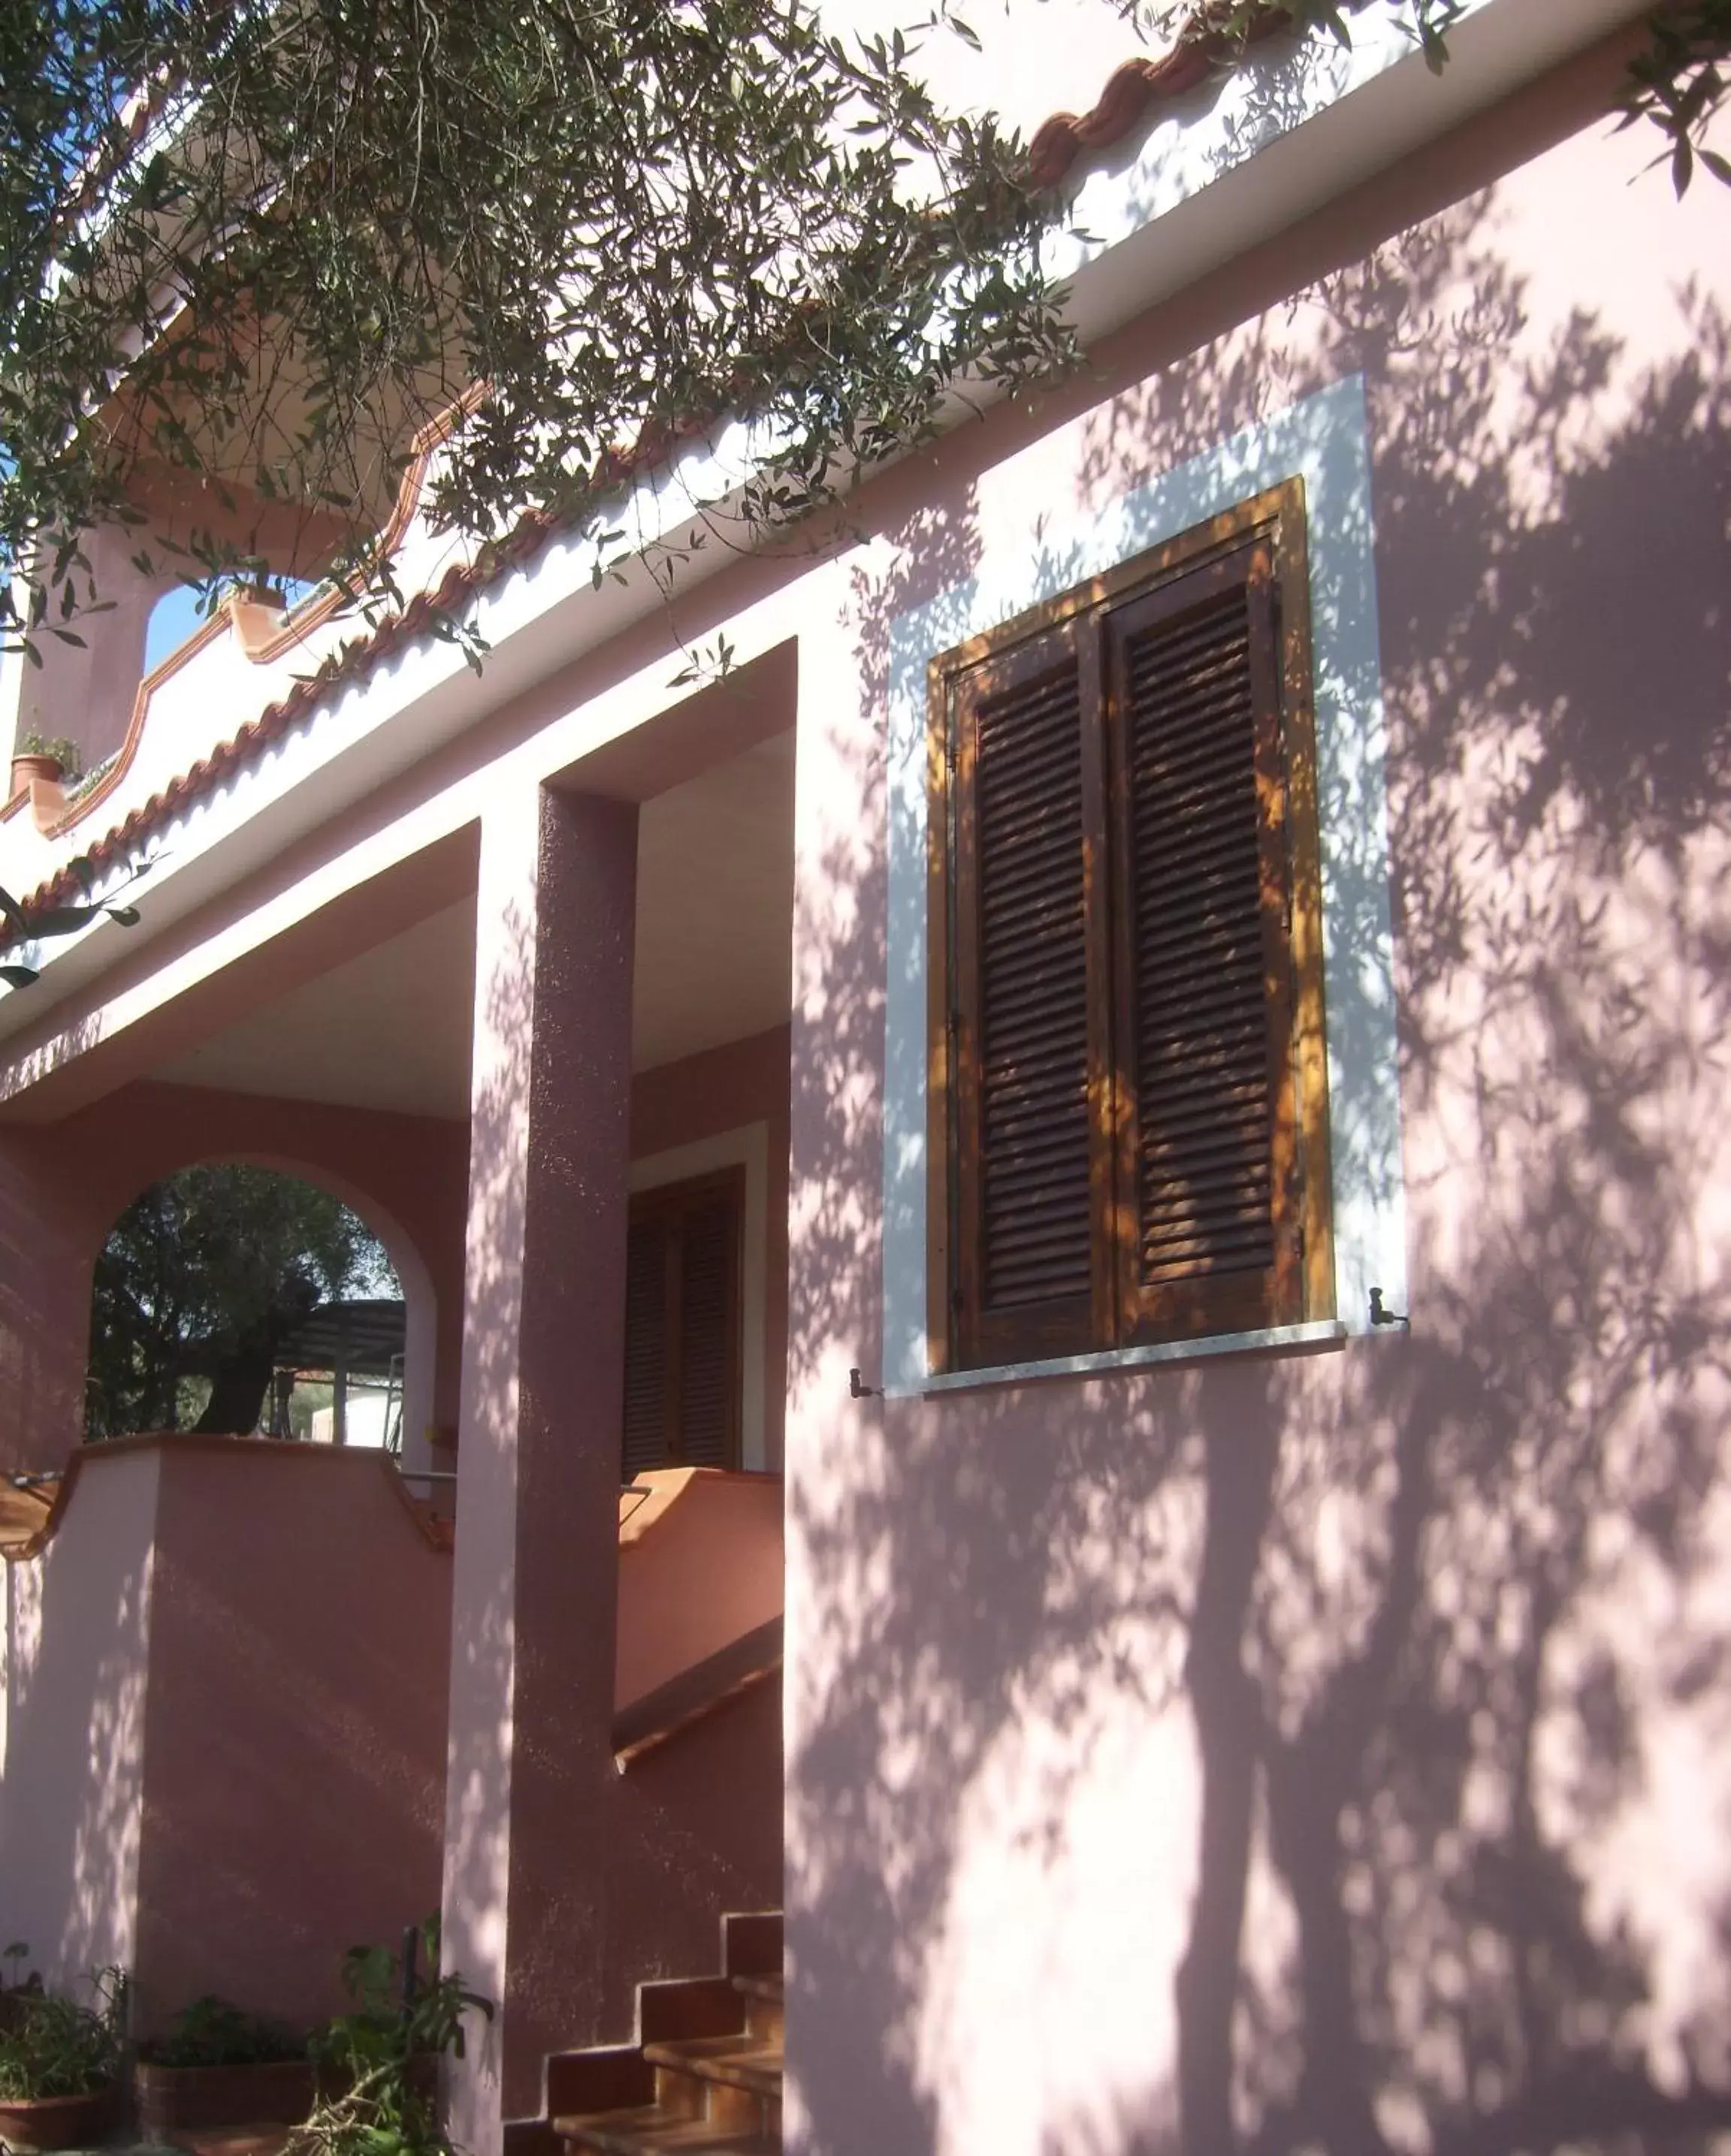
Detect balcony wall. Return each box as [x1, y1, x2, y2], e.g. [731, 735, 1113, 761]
[0, 1438, 450, 2034]
[0, 1437, 784, 2040]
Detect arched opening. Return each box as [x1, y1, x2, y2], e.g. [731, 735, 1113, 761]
[142, 575, 324, 675]
[85, 1158, 439, 1475]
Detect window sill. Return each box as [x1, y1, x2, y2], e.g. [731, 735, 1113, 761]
[899, 1318, 1349, 1399]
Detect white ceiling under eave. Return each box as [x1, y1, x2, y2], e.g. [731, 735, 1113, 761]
[153, 732, 796, 1119]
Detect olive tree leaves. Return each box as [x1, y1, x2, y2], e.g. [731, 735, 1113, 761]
[0, 1, 1075, 653]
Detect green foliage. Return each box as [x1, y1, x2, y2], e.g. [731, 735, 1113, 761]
[0, 0, 1074, 652]
[139, 1994, 305, 2071]
[0, 0, 1720, 674]
[1133, 2, 1729, 188]
[86, 1164, 394, 1440]
[13, 732, 83, 778]
[0, 840, 146, 995]
[289, 1922, 491, 2156]
[1621, 0, 1731, 193]
[0, 1967, 125, 2102]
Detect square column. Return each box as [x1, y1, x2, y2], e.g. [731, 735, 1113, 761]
[441, 784, 638, 2155]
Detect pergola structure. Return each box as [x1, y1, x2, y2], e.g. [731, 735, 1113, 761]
[269, 1295, 406, 1445]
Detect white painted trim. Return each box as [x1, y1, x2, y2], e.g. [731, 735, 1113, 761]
[630, 1122, 770, 1472]
[897, 1320, 1349, 1399]
[882, 373, 1407, 1394]
[1051, 0, 1651, 349]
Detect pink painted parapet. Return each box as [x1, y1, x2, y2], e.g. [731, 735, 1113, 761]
[1, 1437, 779, 2055]
[0, 1443, 159, 1999]
[0, 1438, 450, 2037]
[615, 1469, 784, 1711]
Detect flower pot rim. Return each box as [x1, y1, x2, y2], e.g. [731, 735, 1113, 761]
[135, 2056, 310, 2076]
[0, 2085, 116, 2151]
[0, 2088, 113, 2106]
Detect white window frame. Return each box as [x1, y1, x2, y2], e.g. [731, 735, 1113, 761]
[881, 375, 1407, 1395]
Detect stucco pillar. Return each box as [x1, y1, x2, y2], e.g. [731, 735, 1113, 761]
[0, 1136, 99, 1473]
[440, 784, 638, 2155]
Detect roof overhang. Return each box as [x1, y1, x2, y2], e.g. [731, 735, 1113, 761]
[0, 0, 1655, 1082]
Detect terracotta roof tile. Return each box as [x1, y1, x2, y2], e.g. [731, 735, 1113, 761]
[1027, 22, 1266, 188]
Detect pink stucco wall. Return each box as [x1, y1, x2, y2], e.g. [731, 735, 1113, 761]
[11, 21, 1723, 2156]
[0, 1445, 158, 2000]
[131, 1439, 451, 2036]
[441, 793, 789, 2147]
[0, 1019, 785, 1481]
[615, 1469, 784, 1711]
[11, 524, 182, 777]
[0, 1439, 449, 2039]
[784, 33, 1731, 2156]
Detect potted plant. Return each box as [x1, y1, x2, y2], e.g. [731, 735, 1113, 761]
[225, 583, 294, 662]
[289, 1921, 489, 2156]
[8, 735, 81, 798]
[134, 1995, 313, 2142]
[0, 1960, 125, 2152]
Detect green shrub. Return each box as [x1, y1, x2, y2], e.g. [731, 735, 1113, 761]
[0, 1967, 125, 2100]
[288, 1921, 489, 2156]
[140, 1994, 306, 2070]
[14, 735, 83, 781]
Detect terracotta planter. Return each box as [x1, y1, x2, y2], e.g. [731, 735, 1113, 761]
[225, 592, 288, 662]
[134, 2058, 315, 2142]
[0, 2085, 113, 2151]
[8, 754, 62, 798]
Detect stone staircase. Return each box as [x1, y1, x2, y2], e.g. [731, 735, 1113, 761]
[547, 1913, 783, 2155]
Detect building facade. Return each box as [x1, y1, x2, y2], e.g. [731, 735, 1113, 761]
[2, 3, 1729, 2151]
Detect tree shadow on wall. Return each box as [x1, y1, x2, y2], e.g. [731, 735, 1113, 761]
[787, 172, 1731, 2156]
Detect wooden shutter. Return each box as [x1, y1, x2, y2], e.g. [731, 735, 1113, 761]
[620, 1170, 744, 1478]
[676, 1192, 739, 1466]
[621, 1214, 672, 1478]
[949, 619, 1113, 1366]
[1104, 539, 1303, 1341]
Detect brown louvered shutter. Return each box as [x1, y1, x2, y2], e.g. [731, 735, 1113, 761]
[676, 1192, 739, 1466]
[621, 1214, 671, 1478]
[1104, 539, 1302, 1340]
[620, 1170, 744, 1477]
[950, 619, 1112, 1366]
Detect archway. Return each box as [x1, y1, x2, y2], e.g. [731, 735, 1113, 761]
[84, 1152, 441, 1479]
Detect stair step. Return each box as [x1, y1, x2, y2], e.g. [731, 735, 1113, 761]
[729, 1974, 783, 2007]
[553, 2103, 776, 2154]
[720, 1912, 781, 1981]
[639, 1975, 750, 2044]
[641, 2034, 781, 2101]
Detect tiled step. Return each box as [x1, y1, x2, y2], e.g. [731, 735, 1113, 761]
[639, 1975, 754, 2046]
[641, 2032, 781, 2103]
[552, 2104, 776, 2154]
[730, 1973, 783, 2047]
[719, 1913, 780, 1980]
[549, 1912, 784, 2156]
